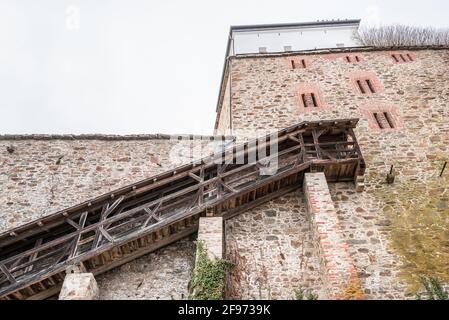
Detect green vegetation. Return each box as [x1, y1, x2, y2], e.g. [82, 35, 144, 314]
[416, 276, 448, 300]
[188, 241, 232, 300]
[293, 288, 318, 300]
[371, 158, 449, 293]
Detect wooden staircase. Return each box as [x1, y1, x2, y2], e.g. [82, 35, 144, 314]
[0, 119, 365, 300]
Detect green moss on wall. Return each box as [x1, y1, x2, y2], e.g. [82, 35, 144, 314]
[188, 241, 232, 300]
[372, 160, 449, 293]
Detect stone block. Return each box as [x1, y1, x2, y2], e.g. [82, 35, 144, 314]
[59, 272, 99, 300]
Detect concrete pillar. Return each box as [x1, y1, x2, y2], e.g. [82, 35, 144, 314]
[59, 265, 99, 300]
[303, 172, 363, 300]
[197, 216, 223, 260]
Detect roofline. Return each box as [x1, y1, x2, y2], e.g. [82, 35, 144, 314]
[214, 20, 362, 122]
[230, 19, 361, 32]
[0, 133, 235, 141]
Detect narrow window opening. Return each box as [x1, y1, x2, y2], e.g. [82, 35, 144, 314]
[366, 79, 376, 93]
[291, 60, 296, 69]
[399, 54, 407, 62]
[301, 94, 308, 108]
[346, 56, 351, 63]
[373, 113, 384, 129]
[301, 59, 306, 68]
[406, 53, 413, 61]
[355, 55, 360, 62]
[384, 112, 395, 128]
[311, 93, 318, 107]
[392, 54, 399, 62]
[356, 80, 366, 94]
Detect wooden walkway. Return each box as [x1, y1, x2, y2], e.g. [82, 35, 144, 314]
[0, 119, 365, 300]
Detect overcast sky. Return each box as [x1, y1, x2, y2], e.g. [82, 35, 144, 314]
[0, 0, 448, 135]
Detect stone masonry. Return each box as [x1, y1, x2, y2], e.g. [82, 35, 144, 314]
[216, 47, 449, 298]
[225, 190, 323, 300]
[197, 217, 224, 260]
[0, 137, 215, 299]
[59, 265, 99, 300]
[1, 46, 448, 300]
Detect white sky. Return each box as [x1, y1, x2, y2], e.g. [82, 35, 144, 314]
[0, 0, 448, 135]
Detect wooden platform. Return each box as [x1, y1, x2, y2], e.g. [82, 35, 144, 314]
[0, 119, 365, 300]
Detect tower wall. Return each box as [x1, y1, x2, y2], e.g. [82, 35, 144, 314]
[220, 47, 449, 298]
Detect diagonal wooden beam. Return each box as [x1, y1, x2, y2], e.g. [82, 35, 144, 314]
[0, 264, 15, 284]
[68, 212, 88, 259]
[24, 239, 43, 273]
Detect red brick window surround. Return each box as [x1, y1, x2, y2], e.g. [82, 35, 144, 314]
[373, 112, 395, 129]
[344, 54, 362, 63]
[301, 92, 319, 108]
[390, 51, 416, 63]
[359, 103, 403, 131]
[348, 71, 383, 95]
[295, 83, 326, 113]
[287, 57, 310, 69]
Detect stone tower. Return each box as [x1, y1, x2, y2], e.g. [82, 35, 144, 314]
[214, 21, 449, 299]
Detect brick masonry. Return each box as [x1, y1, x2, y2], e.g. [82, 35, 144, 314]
[303, 172, 362, 299]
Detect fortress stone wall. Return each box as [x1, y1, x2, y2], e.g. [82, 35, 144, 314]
[0, 136, 217, 299]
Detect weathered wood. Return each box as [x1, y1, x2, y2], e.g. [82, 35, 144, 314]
[0, 119, 365, 299]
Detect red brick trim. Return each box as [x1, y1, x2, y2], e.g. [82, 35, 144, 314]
[286, 56, 311, 69]
[388, 51, 417, 63]
[359, 102, 403, 131]
[322, 53, 347, 61]
[303, 173, 364, 300]
[342, 54, 364, 63]
[348, 71, 383, 95]
[294, 83, 328, 113]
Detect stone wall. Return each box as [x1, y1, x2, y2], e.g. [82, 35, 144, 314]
[197, 217, 224, 260]
[217, 47, 449, 298]
[225, 190, 323, 300]
[96, 238, 196, 300]
[0, 137, 215, 231]
[0, 136, 215, 299]
[215, 74, 232, 135]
